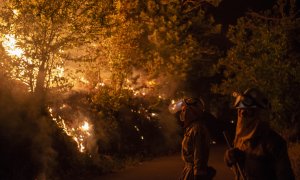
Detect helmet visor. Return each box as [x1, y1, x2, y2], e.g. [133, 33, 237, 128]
[168, 98, 203, 114]
[168, 99, 184, 114]
[234, 95, 258, 109]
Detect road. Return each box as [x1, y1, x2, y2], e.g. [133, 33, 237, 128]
[96, 144, 235, 180]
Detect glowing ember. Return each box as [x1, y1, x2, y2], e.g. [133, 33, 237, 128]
[48, 107, 53, 114]
[48, 107, 93, 153]
[80, 77, 89, 84]
[146, 80, 156, 87]
[81, 121, 90, 131]
[56, 66, 64, 78]
[151, 113, 158, 117]
[134, 125, 140, 132]
[12, 9, 19, 16]
[98, 82, 105, 86]
[123, 78, 157, 97]
[95, 82, 105, 89]
[59, 104, 67, 109]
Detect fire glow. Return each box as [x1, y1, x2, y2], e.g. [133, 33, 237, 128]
[48, 107, 93, 153]
[2, 34, 24, 58]
[1, 34, 65, 89]
[2, 34, 94, 153]
[2, 33, 163, 153]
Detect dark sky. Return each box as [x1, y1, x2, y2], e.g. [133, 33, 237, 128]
[212, 0, 277, 28]
[209, 0, 300, 33]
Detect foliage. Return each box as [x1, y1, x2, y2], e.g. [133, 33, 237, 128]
[0, 0, 223, 178]
[0, 74, 116, 179]
[85, 0, 222, 158]
[0, 0, 106, 93]
[85, 0, 222, 94]
[90, 84, 169, 156]
[137, 0, 221, 81]
[212, 0, 300, 128]
[0, 0, 222, 100]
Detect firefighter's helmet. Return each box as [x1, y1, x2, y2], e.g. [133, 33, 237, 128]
[169, 97, 205, 114]
[234, 88, 269, 109]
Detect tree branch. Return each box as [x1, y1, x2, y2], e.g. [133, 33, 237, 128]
[246, 11, 283, 21]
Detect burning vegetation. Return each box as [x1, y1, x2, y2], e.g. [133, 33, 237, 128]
[1, 0, 299, 179]
[0, 26, 181, 179]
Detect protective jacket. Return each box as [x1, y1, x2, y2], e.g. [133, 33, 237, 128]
[233, 122, 295, 180]
[180, 121, 214, 180]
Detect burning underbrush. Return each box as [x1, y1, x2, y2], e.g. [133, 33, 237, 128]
[0, 76, 109, 179]
[0, 74, 181, 179]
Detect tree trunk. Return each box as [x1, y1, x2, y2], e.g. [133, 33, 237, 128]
[34, 57, 47, 113]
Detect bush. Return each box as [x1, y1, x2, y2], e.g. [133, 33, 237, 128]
[0, 75, 106, 179]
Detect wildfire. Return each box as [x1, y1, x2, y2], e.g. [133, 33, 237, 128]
[2, 33, 95, 153]
[2, 32, 164, 154]
[80, 77, 89, 84]
[48, 107, 93, 153]
[81, 121, 90, 131]
[1, 34, 66, 90]
[123, 78, 160, 97]
[56, 66, 65, 78]
[2, 34, 24, 58]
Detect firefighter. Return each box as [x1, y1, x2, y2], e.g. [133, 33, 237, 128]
[224, 88, 295, 180]
[170, 97, 216, 180]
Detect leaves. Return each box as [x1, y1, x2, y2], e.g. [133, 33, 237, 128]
[213, 1, 300, 128]
[0, 0, 106, 93]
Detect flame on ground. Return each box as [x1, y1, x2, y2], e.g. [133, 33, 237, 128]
[48, 107, 93, 153]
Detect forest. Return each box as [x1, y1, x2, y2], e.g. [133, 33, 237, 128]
[0, 0, 299, 179]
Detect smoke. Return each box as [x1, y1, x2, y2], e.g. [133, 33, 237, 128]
[128, 69, 183, 152]
[153, 74, 184, 151]
[158, 107, 182, 152]
[0, 75, 56, 179]
[127, 69, 184, 152]
[48, 90, 99, 154]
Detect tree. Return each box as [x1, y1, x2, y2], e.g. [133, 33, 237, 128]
[84, 0, 222, 109]
[84, 0, 222, 156]
[213, 0, 300, 128]
[0, 0, 108, 97]
[0, 1, 114, 177]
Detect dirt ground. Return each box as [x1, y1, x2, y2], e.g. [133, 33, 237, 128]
[96, 144, 235, 180]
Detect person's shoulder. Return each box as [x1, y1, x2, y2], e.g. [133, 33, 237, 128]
[258, 122, 284, 142]
[266, 128, 286, 145]
[263, 127, 288, 155]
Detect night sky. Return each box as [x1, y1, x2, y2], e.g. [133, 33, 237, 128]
[210, 0, 299, 31]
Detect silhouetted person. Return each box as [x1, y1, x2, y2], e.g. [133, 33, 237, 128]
[170, 97, 216, 180]
[224, 88, 295, 180]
